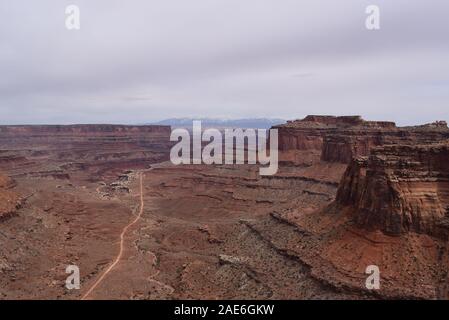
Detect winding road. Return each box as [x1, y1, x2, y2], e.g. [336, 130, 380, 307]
[81, 172, 145, 300]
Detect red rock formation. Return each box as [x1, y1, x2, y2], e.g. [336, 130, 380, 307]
[249, 137, 449, 299]
[275, 115, 449, 165]
[260, 118, 449, 299]
[2, 118, 449, 300]
[0, 172, 20, 221]
[321, 125, 449, 164]
[336, 142, 449, 237]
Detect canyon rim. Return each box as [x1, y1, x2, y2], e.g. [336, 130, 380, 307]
[1, 115, 448, 300]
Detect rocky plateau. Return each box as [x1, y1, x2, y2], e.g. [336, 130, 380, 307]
[0, 117, 448, 300]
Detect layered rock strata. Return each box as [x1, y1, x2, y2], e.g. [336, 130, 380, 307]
[336, 142, 449, 237]
[0, 124, 172, 180]
[275, 116, 449, 165]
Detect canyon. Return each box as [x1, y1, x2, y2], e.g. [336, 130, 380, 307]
[0, 117, 448, 299]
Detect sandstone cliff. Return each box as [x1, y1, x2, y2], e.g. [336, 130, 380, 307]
[275, 115, 449, 165]
[336, 142, 449, 237]
[265, 117, 449, 299]
[256, 139, 449, 299]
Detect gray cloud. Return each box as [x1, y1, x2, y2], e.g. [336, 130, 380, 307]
[0, 0, 448, 125]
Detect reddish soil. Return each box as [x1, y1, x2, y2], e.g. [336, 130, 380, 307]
[1, 118, 448, 300]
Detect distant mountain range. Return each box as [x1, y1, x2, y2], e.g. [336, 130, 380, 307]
[150, 118, 286, 129]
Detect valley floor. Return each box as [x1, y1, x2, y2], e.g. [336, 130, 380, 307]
[2, 159, 447, 299]
[0, 159, 363, 299]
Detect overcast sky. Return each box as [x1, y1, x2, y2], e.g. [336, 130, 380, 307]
[0, 0, 448, 125]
